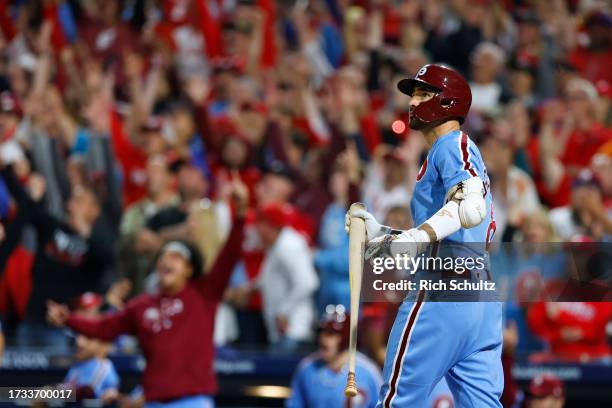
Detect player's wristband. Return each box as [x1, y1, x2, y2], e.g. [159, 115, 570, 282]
[380, 225, 404, 236]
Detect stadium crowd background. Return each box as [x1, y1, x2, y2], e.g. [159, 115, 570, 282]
[0, 0, 610, 406]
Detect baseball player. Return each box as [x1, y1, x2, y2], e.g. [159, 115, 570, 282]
[346, 64, 502, 407]
[287, 305, 382, 408]
[61, 292, 120, 403]
[62, 334, 120, 403]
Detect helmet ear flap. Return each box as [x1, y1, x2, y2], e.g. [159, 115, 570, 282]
[440, 97, 455, 108]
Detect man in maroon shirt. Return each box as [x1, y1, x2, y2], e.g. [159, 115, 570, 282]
[47, 183, 248, 407]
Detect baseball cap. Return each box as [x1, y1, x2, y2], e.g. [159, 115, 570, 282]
[257, 203, 293, 229]
[74, 292, 104, 311]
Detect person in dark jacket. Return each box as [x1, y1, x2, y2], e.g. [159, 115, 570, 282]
[0, 163, 115, 349]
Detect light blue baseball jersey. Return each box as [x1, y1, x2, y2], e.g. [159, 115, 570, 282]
[144, 395, 215, 408]
[376, 299, 503, 407]
[287, 352, 383, 408]
[411, 130, 495, 244]
[376, 130, 503, 408]
[64, 358, 119, 399]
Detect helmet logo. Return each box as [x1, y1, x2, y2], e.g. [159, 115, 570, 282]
[417, 66, 427, 77]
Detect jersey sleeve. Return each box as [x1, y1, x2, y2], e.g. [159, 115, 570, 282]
[66, 301, 137, 341]
[434, 132, 480, 193]
[285, 367, 307, 408]
[198, 217, 245, 302]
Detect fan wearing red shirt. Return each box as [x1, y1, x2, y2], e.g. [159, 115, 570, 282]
[527, 301, 612, 362]
[528, 78, 612, 207]
[47, 182, 248, 407]
[568, 10, 612, 92]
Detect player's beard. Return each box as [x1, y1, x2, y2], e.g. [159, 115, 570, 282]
[408, 113, 427, 130]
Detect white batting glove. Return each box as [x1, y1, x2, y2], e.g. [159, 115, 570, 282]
[390, 228, 430, 258]
[345, 209, 385, 240]
[364, 234, 397, 260]
[364, 228, 429, 261]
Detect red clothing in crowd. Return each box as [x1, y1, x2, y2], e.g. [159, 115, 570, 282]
[527, 139, 570, 207]
[0, 1, 16, 41]
[211, 165, 261, 208]
[241, 215, 265, 311]
[527, 302, 612, 362]
[360, 111, 383, 155]
[0, 245, 33, 319]
[78, 15, 140, 57]
[500, 352, 519, 408]
[78, 14, 142, 82]
[42, 2, 67, 51]
[569, 47, 612, 91]
[66, 218, 245, 402]
[527, 124, 612, 207]
[155, 0, 276, 66]
[109, 111, 148, 207]
[561, 124, 612, 171]
[154, 0, 215, 58]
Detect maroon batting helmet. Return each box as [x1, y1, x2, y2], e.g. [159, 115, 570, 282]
[397, 64, 472, 129]
[318, 304, 350, 350]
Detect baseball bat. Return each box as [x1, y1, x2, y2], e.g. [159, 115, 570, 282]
[344, 202, 367, 398]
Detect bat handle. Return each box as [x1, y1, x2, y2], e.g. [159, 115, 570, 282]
[345, 371, 358, 397]
[349, 202, 367, 216]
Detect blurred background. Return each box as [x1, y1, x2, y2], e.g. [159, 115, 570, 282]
[0, 0, 610, 407]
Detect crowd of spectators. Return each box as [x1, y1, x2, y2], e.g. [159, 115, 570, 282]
[0, 0, 611, 404]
